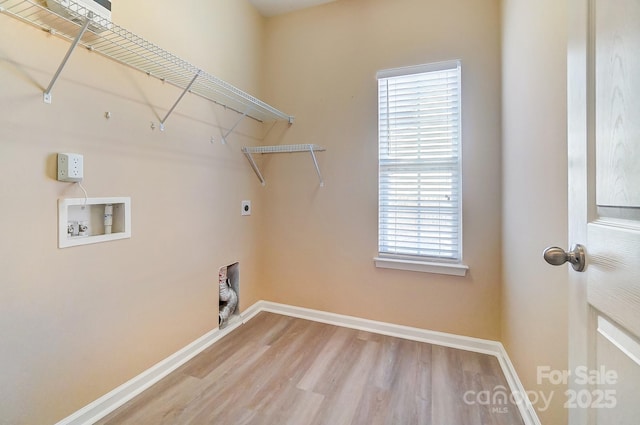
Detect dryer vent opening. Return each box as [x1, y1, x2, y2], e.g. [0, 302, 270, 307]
[218, 262, 239, 328]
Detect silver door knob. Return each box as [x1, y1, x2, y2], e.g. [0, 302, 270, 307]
[543, 244, 586, 272]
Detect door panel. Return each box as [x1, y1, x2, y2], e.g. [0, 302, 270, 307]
[588, 223, 640, 338]
[595, 0, 640, 207]
[595, 317, 640, 424]
[569, 0, 640, 423]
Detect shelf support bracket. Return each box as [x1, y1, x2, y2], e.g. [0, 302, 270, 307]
[309, 146, 324, 187]
[43, 16, 91, 104]
[242, 148, 266, 186]
[159, 70, 201, 131]
[222, 108, 252, 143]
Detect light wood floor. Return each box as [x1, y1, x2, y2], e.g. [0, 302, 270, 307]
[95, 312, 525, 425]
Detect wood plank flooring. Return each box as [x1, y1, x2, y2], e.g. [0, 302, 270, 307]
[95, 312, 525, 425]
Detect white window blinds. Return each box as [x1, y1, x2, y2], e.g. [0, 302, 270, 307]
[377, 61, 462, 262]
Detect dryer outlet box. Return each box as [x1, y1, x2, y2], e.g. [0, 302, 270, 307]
[241, 200, 251, 216]
[58, 153, 84, 182]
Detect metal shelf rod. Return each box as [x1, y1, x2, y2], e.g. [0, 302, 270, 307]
[159, 71, 200, 131]
[222, 109, 251, 143]
[309, 146, 324, 187]
[43, 15, 90, 104]
[242, 149, 266, 186]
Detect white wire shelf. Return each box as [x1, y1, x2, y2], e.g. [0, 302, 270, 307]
[0, 0, 294, 127]
[242, 144, 326, 187]
[243, 144, 326, 154]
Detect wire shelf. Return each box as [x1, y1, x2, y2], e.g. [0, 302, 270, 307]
[0, 0, 294, 124]
[242, 144, 326, 154]
[242, 144, 326, 187]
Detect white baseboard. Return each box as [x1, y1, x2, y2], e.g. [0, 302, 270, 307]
[55, 300, 540, 425]
[495, 345, 543, 425]
[54, 302, 262, 425]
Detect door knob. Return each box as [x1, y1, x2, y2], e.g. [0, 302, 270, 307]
[543, 244, 586, 272]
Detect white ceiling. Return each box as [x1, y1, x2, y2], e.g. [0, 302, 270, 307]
[249, 0, 338, 17]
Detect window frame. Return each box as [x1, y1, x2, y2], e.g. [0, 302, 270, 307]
[374, 60, 468, 276]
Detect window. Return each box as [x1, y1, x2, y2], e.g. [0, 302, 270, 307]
[375, 60, 466, 275]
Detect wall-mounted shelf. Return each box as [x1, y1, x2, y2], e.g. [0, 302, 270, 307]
[0, 0, 294, 132]
[242, 144, 326, 187]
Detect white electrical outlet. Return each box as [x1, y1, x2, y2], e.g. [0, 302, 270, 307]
[57, 153, 84, 182]
[241, 200, 251, 216]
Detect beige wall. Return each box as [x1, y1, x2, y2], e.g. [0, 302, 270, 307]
[259, 0, 503, 340]
[0, 1, 268, 424]
[501, 0, 569, 424]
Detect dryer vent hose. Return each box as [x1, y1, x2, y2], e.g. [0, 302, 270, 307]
[219, 278, 237, 326]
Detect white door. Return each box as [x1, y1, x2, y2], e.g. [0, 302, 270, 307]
[564, 0, 640, 424]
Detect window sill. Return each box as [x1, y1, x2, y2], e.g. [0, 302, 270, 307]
[374, 257, 469, 276]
